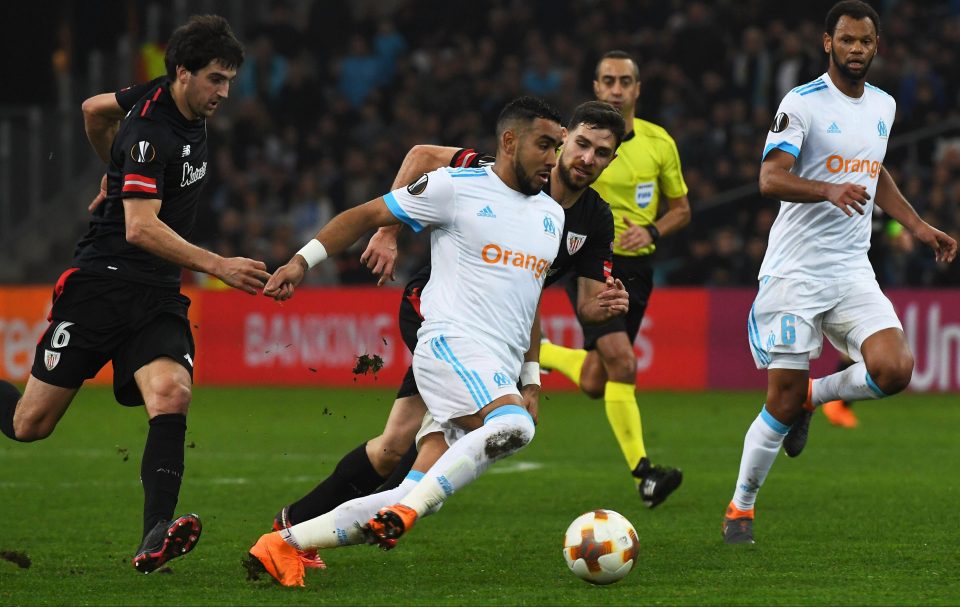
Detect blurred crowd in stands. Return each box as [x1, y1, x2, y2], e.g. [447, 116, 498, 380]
[140, 1, 960, 287]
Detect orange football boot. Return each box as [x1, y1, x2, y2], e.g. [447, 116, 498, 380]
[248, 532, 305, 587]
[822, 400, 858, 428]
[363, 504, 418, 549]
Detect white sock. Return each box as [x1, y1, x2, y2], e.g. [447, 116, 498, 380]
[811, 362, 888, 405]
[286, 477, 419, 550]
[399, 407, 535, 516]
[731, 406, 789, 511]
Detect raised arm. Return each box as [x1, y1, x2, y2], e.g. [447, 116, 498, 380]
[82, 93, 127, 164]
[361, 144, 463, 285]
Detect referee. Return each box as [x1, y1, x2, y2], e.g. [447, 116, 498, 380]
[0, 16, 269, 573]
[541, 50, 692, 508]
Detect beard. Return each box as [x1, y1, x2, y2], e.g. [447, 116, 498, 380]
[557, 159, 592, 192]
[831, 47, 873, 81]
[513, 155, 545, 196]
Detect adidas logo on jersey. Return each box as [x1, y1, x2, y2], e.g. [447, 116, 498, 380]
[826, 122, 841, 134]
[477, 206, 496, 218]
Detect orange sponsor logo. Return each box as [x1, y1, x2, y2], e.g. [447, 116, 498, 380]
[481, 243, 550, 279]
[825, 154, 881, 179]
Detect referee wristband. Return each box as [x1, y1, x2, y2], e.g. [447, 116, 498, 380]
[296, 239, 328, 269]
[520, 362, 541, 387]
[645, 224, 661, 243]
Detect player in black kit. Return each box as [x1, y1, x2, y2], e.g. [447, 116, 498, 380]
[267, 101, 627, 566]
[0, 15, 270, 574]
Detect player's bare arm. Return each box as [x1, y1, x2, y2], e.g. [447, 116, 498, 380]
[759, 149, 869, 216]
[123, 198, 270, 294]
[266, 197, 401, 300]
[874, 166, 957, 263]
[575, 276, 629, 324]
[522, 300, 545, 425]
[361, 145, 462, 284]
[82, 92, 127, 163]
[82, 92, 129, 212]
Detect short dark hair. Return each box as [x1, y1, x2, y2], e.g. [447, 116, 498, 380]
[825, 0, 881, 36]
[568, 101, 626, 148]
[165, 15, 244, 79]
[495, 96, 562, 138]
[594, 50, 640, 80]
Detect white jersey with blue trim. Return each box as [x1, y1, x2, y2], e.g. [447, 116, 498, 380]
[384, 165, 564, 367]
[759, 72, 896, 281]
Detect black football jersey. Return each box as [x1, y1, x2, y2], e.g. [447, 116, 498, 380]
[73, 78, 209, 286]
[448, 148, 614, 288]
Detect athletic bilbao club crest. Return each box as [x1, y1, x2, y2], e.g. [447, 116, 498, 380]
[44, 349, 61, 371]
[566, 232, 587, 255]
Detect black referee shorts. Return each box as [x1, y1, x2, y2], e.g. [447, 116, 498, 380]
[565, 254, 653, 350]
[395, 268, 429, 399]
[31, 268, 195, 406]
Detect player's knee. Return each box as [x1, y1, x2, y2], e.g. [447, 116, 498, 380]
[870, 353, 914, 396]
[482, 407, 535, 460]
[145, 375, 192, 414]
[599, 348, 636, 384]
[371, 445, 404, 470]
[12, 413, 55, 442]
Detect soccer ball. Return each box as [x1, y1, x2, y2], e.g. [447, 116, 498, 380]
[562, 509, 640, 585]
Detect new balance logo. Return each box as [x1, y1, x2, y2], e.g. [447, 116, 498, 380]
[827, 122, 841, 134]
[477, 206, 496, 218]
[184, 353, 194, 367]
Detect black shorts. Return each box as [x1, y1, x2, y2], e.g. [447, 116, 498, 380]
[31, 268, 195, 406]
[396, 267, 430, 399]
[565, 254, 653, 350]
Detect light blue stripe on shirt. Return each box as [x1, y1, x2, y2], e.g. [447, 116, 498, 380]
[762, 141, 800, 161]
[383, 192, 425, 232]
[799, 85, 828, 96]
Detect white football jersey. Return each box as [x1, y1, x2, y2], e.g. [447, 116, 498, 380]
[384, 165, 564, 367]
[760, 72, 896, 281]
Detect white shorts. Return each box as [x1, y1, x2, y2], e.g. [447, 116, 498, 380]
[412, 333, 521, 423]
[414, 411, 468, 449]
[748, 276, 902, 370]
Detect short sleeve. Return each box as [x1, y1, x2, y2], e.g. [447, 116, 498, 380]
[762, 92, 810, 161]
[115, 119, 170, 200]
[383, 168, 456, 232]
[573, 201, 615, 282]
[657, 135, 689, 199]
[115, 77, 164, 112]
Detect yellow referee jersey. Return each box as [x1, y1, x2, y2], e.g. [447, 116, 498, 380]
[590, 117, 688, 257]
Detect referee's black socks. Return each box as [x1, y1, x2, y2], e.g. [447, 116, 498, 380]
[0, 380, 23, 441]
[141, 413, 187, 537]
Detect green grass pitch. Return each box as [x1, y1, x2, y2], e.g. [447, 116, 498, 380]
[1, 386, 958, 606]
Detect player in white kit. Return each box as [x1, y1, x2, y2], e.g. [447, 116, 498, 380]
[247, 97, 567, 586]
[722, 0, 956, 545]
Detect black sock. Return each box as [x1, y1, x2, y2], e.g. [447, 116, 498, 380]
[287, 442, 385, 525]
[141, 413, 186, 537]
[378, 443, 418, 491]
[0, 381, 23, 441]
